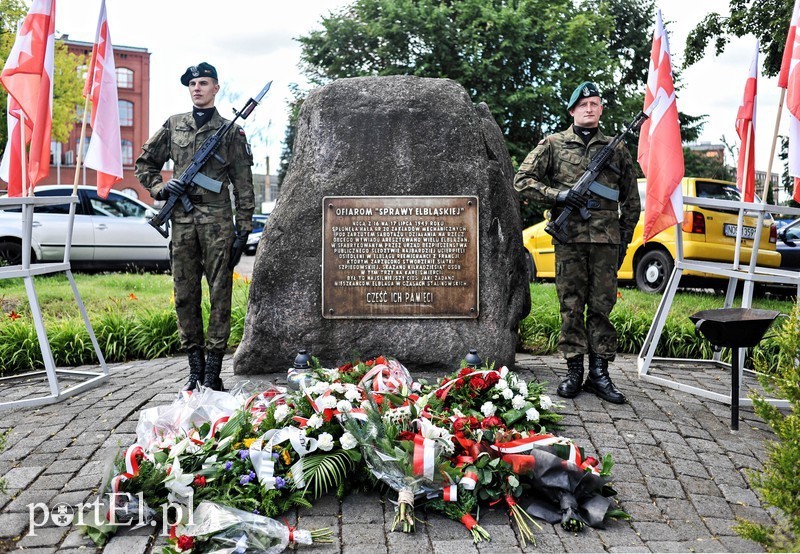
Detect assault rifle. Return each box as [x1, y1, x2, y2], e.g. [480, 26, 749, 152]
[544, 107, 651, 245]
[148, 80, 272, 238]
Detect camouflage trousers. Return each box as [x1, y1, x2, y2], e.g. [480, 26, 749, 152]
[171, 220, 234, 353]
[554, 242, 618, 360]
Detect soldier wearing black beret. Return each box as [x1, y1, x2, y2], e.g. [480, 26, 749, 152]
[135, 62, 255, 393]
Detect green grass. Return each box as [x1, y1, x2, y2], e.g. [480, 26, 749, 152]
[0, 273, 794, 376]
[0, 272, 250, 376]
[520, 282, 795, 368]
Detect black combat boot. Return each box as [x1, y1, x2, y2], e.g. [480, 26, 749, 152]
[583, 354, 626, 404]
[557, 355, 584, 398]
[181, 347, 205, 392]
[203, 350, 225, 391]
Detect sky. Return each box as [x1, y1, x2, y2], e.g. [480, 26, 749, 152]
[53, 0, 787, 189]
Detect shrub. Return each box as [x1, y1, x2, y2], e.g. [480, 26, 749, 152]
[735, 307, 800, 551]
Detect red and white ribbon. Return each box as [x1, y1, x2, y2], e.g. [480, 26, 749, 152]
[442, 484, 458, 502]
[459, 471, 478, 490]
[412, 434, 436, 480]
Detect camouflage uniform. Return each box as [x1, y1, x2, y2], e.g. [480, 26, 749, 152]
[514, 126, 640, 360]
[135, 109, 254, 353]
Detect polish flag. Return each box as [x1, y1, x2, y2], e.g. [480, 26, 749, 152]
[735, 42, 758, 203]
[638, 9, 684, 243]
[83, 0, 122, 198]
[0, 0, 56, 196]
[780, 0, 800, 202]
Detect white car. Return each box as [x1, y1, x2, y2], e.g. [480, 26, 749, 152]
[0, 185, 170, 271]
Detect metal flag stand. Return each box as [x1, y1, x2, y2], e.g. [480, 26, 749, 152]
[0, 102, 108, 410]
[637, 199, 796, 416]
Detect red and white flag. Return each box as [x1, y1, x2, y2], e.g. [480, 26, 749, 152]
[83, 0, 122, 198]
[780, 0, 800, 202]
[736, 42, 758, 203]
[638, 9, 684, 243]
[0, 0, 56, 196]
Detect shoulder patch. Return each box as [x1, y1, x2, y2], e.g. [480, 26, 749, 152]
[238, 128, 246, 137]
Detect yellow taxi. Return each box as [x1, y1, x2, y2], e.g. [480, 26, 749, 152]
[522, 178, 780, 293]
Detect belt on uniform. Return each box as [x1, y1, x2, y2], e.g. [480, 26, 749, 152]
[585, 198, 618, 210]
[188, 194, 209, 204]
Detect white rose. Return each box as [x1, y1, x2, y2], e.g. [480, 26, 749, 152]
[330, 382, 345, 394]
[317, 395, 337, 410]
[307, 414, 324, 429]
[317, 432, 335, 451]
[336, 399, 353, 413]
[340, 432, 359, 450]
[480, 402, 496, 418]
[502, 388, 514, 400]
[312, 382, 330, 395]
[496, 379, 509, 391]
[273, 404, 290, 423]
[526, 407, 540, 422]
[539, 395, 553, 410]
[517, 380, 528, 394]
[344, 387, 361, 402]
[512, 395, 526, 410]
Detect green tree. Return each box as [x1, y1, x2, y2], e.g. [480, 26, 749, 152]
[683, 0, 791, 77]
[682, 148, 732, 181]
[0, 1, 86, 157]
[298, 0, 660, 165]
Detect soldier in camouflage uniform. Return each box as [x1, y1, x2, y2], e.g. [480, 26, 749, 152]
[514, 82, 640, 404]
[135, 62, 255, 392]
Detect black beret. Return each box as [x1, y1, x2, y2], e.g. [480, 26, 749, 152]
[180, 62, 218, 86]
[567, 81, 601, 110]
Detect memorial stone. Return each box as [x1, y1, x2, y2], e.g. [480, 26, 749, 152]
[234, 75, 530, 373]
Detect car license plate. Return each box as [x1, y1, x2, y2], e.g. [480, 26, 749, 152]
[723, 223, 756, 239]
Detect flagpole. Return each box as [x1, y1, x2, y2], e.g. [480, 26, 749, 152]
[72, 95, 90, 195]
[19, 111, 28, 197]
[762, 88, 785, 200]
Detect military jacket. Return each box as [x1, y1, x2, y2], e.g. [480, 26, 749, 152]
[134, 109, 255, 234]
[514, 126, 640, 245]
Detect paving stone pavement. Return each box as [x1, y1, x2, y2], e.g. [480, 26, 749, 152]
[0, 352, 779, 553]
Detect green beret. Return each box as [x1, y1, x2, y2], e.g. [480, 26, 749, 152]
[567, 81, 601, 110]
[180, 62, 218, 86]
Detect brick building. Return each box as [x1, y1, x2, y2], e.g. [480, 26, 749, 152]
[44, 36, 158, 204]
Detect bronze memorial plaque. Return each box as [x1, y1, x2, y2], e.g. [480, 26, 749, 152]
[322, 196, 479, 318]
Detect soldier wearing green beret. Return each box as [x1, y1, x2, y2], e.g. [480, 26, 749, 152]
[513, 81, 640, 404]
[135, 62, 255, 392]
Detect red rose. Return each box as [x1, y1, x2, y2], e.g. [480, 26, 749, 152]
[455, 378, 465, 389]
[177, 535, 195, 551]
[468, 416, 480, 429]
[453, 417, 469, 434]
[459, 367, 472, 377]
[470, 377, 487, 390]
[376, 356, 388, 365]
[435, 388, 446, 400]
[365, 359, 375, 367]
[339, 362, 354, 373]
[193, 475, 206, 487]
[484, 372, 500, 387]
[398, 431, 416, 442]
[481, 416, 505, 429]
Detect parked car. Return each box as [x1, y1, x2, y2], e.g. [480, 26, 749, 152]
[244, 213, 269, 255]
[776, 219, 800, 270]
[0, 185, 170, 271]
[522, 177, 781, 294]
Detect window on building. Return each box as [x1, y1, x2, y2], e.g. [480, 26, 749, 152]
[121, 139, 133, 165]
[119, 100, 133, 126]
[117, 67, 133, 89]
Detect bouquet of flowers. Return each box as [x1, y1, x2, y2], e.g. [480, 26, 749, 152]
[168, 501, 332, 554]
